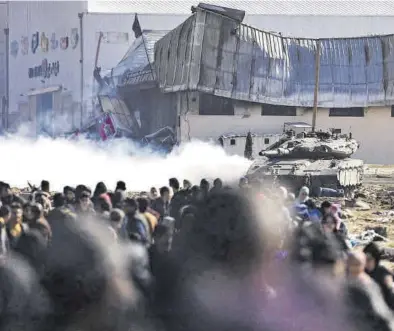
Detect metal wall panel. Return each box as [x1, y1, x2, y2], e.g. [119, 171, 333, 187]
[154, 9, 394, 108]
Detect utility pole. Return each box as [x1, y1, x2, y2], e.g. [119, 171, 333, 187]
[4, 27, 9, 130]
[78, 12, 84, 128]
[312, 39, 321, 132]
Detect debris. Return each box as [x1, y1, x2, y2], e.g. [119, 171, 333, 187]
[354, 200, 371, 211]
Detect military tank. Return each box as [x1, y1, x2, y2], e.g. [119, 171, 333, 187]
[246, 123, 364, 197]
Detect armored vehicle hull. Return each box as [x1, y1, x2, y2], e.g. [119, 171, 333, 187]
[246, 157, 364, 195]
[245, 123, 364, 195]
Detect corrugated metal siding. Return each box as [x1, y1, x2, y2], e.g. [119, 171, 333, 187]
[155, 9, 394, 107]
[89, 0, 394, 16]
[113, 30, 168, 86]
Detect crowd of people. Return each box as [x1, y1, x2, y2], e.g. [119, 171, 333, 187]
[0, 176, 394, 331]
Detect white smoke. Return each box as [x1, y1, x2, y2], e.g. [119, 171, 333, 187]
[0, 136, 251, 192]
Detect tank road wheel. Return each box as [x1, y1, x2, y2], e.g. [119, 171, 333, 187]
[343, 185, 356, 199]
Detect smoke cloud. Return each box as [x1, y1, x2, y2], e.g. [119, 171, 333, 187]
[0, 136, 251, 191]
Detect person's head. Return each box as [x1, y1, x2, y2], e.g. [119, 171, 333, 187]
[93, 182, 107, 197]
[363, 242, 382, 272]
[290, 222, 345, 277]
[63, 186, 75, 203]
[79, 191, 91, 211]
[304, 199, 317, 210]
[115, 181, 126, 192]
[200, 179, 210, 192]
[169, 178, 180, 192]
[35, 194, 51, 216]
[137, 197, 149, 213]
[347, 251, 367, 278]
[75, 184, 88, 201]
[53, 193, 66, 208]
[0, 205, 11, 223]
[298, 186, 309, 202]
[213, 178, 223, 189]
[321, 213, 338, 233]
[239, 177, 248, 188]
[150, 187, 158, 198]
[124, 198, 137, 215]
[11, 202, 23, 222]
[110, 208, 125, 229]
[183, 179, 192, 190]
[23, 202, 43, 223]
[41, 180, 50, 193]
[96, 196, 111, 214]
[0, 183, 11, 198]
[321, 201, 332, 215]
[160, 186, 170, 202]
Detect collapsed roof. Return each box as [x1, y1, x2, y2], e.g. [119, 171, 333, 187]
[153, 5, 394, 108]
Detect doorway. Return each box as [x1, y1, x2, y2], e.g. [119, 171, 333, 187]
[36, 92, 53, 135]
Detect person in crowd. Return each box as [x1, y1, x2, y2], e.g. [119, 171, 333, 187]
[183, 179, 192, 190]
[0, 205, 11, 256]
[75, 191, 95, 217]
[63, 186, 76, 211]
[150, 187, 158, 200]
[92, 181, 108, 206]
[320, 200, 332, 218]
[41, 180, 51, 195]
[238, 176, 249, 190]
[137, 197, 157, 235]
[108, 208, 126, 241]
[169, 178, 180, 195]
[7, 202, 26, 247]
[345, 251, 394, 331]
[0, 182, 25, 206]
[123, 197, 149, 245]
[364, 242, 394, 310]
[296, 186, 310, 204]
[200, 178, 210, 198]
[321, 212, 349, 252]
[210, 178, 223, 193]
[304, 199, 322, 222]
[95, 195, 112, 221]
[1, 176, 394, 331]
[22, 202, 52, 244]
[115, 180, 126, 193]
[151, 186, 170, 219]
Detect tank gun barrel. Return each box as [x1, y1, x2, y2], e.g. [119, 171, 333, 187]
[260, 148, 290, 157]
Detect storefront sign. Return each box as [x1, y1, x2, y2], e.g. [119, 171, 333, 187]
[28, 59, 60, 79]
[100, 32, 129, 44]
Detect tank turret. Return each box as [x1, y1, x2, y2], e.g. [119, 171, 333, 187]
[246, 124, 364, 197]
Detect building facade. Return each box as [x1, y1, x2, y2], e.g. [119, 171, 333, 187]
[5, 1, 188, 135]
[151, 4, 394, 164]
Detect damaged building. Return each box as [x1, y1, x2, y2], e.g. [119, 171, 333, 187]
[145, 3, 394, 163]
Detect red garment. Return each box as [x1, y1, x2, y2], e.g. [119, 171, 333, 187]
[99, 193, 112, 208]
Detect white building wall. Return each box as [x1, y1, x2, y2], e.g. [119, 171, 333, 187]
[180, 105, 394, 164]
[8, 1, 86, 114]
